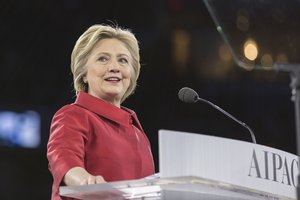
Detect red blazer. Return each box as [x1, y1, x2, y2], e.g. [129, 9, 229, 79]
[47, 92, 155, 200]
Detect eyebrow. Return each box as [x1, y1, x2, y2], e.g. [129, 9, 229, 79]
[95, 52, 130, 58]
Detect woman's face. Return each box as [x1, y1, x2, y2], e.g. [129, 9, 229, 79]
[84, 38, 133, 107]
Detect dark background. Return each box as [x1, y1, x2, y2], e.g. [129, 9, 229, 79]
[0, 0, 296, 199]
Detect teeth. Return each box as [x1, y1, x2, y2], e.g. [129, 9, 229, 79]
[106, 77, 120, 81]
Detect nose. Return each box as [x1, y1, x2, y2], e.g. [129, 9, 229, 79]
[107, 58, 120, 73]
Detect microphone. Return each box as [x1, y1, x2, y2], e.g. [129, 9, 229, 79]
[178, 87, 257, 144]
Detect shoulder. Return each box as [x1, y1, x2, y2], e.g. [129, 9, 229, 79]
[55, 102, 100, 116]
[54, 104, 84, 115]
[51, 104, 90, 124]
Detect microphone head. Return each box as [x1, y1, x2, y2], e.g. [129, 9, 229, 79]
[178, 87, 199, 103]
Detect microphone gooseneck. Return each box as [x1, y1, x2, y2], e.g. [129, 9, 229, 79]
[178, 87, 257, 144]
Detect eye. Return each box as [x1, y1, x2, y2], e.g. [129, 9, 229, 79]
[98, 56, 109, 63]
[119, 57, 128, 64]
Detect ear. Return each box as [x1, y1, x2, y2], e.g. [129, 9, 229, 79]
[83, 76, 87, 83]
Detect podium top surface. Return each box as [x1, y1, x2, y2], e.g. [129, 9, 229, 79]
[59, 176, 287, 200]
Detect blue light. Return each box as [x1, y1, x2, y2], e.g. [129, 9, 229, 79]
[0, 110, 41, 148]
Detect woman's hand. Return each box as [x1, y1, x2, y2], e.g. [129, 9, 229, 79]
[64, 166, 106, 186]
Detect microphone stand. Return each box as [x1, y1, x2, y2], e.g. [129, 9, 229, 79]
[274, 64, 300, 199]
[196, 97, 257, 144]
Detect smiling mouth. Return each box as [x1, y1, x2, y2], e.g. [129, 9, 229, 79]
[105, 77, 121, 82]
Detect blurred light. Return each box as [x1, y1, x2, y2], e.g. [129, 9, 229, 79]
[261, 54, 273, 68]
[218, 44, 232, 62]
[172, 29, 190, 67]
[0, 110, 40, 148]
[236, 9, 249, 32]
[168, 0, 184, 12]
[236, 15, 249, 32]
[243, 40, 258, 61]
[276, 53, 288, 64]
[217, 26, 222, 33]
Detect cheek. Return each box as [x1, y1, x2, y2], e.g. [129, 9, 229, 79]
[87, 67, 104, 80]
[124, 66, 133, 79]
[123, 68, 133, 89]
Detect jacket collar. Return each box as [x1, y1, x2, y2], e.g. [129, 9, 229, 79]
[74, 91, 133, 127]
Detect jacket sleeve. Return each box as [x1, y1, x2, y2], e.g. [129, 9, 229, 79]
[47, 105, 89, 191]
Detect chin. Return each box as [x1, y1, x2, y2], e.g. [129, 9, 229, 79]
[104, 92, 123, 100]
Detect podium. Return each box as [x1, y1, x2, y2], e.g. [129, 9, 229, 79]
[59, 129, 298, 199]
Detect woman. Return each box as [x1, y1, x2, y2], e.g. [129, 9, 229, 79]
[47, 24, 155, 200]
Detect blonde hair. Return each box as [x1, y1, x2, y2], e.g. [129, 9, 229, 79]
[71, 24, 141, 103]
